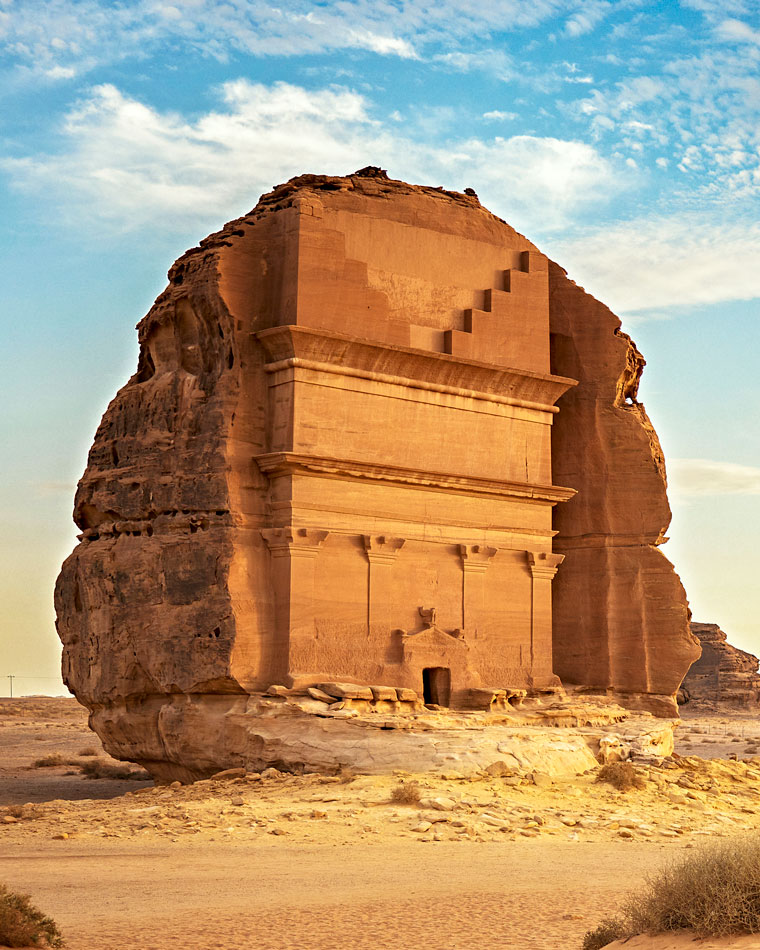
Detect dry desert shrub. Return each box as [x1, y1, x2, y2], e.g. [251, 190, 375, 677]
[32, 754, 67, 768]
[594, 761, 645, 792]
[390, 781, 422, 804]
[79, 759, 149, 781]
[0, 883, 63, 948]
[77, 747, 98, 757]
[581, 918, 625, 950]
[581, 836, 760, 948]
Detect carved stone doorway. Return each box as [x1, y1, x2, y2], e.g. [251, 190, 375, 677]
[423, 667, 451, 706]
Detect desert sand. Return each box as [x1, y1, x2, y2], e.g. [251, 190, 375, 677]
[2, 698, 760, 950]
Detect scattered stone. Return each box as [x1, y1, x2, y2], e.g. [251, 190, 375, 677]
[211, 768, 247, 781]
[369, 685, 398, 702]
[318, 683, 374, 701]
[396, 689, 418, 703]
[307, 688, 336, 704]
[419, 796, 457, 812]
[531, 771, 552, 787]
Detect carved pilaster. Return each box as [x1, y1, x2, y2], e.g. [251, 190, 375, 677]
[363, 535, 405, 566]
[459, 544, 497, 637]
[526, 550, 564, 579]
[363, 535, 405, 636]
[525, 550, 564, 678]
[261, 527, 329, 680]
[261, 527, 329, 558]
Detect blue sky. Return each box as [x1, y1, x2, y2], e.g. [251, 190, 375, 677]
[1, 0, 759, 696]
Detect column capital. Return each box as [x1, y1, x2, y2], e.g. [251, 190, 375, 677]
[460, 543, 498, 574]
[363, 535, 405, 566]
[261, 527, 329, 558]
[526, 550, 564, 579]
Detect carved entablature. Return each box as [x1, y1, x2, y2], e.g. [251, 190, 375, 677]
[526, 550, 565, 579]
[396, 624, 466, 643]
[261, 527, 329, 558]
[362, 535, 405, 565]
[459, 544, 498, 574]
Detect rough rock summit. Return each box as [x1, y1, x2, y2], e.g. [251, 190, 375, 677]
[55, 168, 698, 779]
[682, 622, 760, 708]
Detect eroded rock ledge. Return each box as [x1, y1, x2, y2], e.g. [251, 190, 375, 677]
[681, 622, 760, 708]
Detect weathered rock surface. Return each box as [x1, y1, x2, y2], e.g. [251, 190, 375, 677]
[682, 622, 760, 708]
[549, 267, 699, 714]
[55, 169, 696, 778]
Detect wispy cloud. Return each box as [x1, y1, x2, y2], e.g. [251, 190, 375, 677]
[564, 1, 611, 38]
[575, 43, 760, 196]
[482, 110, 517, 121]
[553, 212, 760, 316]
[716, 18, 760, 44]
[1, 80, 622, 234]
[0, 0, 599, 80]
[668, 458, 760, 498]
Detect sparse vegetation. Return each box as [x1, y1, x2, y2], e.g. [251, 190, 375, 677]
[582, 836, 760, 948]
[0, 883, 63, 948]
[32, 754, 69, 768]
[77, 747, 98, 757]
[594, 761, 645, 792]
[390, 780, 422, 804]
[78, 759, 149, 781]
[581, 918, 625, 950]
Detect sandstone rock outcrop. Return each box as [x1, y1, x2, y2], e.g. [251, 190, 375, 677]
[549, 270, 699, 714]
[55, 168, 697, 778]
[681, 622, 760, 707]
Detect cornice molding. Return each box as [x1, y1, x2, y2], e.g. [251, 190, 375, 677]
[255, 451, 577, 505]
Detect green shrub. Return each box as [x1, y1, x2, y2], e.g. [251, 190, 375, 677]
[0, 883, 63, 947]
[581, 836, 760, 948]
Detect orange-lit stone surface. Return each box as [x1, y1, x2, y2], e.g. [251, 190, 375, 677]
[55, 169, 698, 776]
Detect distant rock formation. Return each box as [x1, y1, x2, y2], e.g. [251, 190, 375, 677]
[55, 170, 697, 780]
[681, 622, 760, 707]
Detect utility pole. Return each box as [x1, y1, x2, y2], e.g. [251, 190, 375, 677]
[8, 675, 14, 698]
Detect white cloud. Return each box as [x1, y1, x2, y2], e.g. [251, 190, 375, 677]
[482, 109, 517, 120]
[564, 1, 610, 37]
[716, 18, 760, 44]
[2, 80, 621, 234]
[0, 0, 584, 79]
[668, 459, 760, 498]
[552, 212, 760, 315]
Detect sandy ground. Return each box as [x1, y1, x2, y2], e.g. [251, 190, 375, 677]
[2, 698, 760, 950]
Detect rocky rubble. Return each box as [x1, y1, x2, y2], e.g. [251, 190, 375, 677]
[3, 753, 760, 848]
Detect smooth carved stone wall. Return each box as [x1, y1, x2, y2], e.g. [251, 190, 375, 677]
[55, 170, 697, 775]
